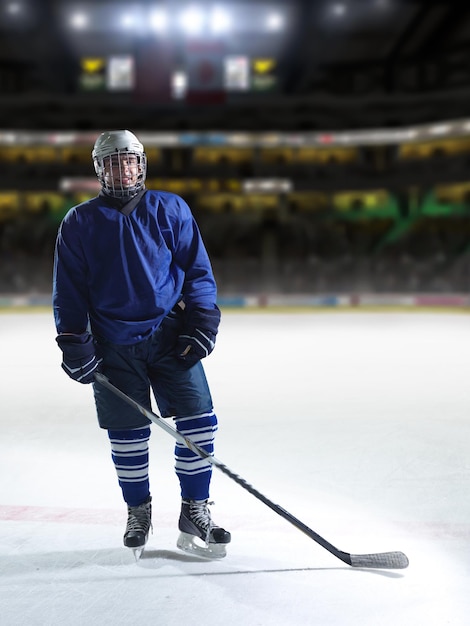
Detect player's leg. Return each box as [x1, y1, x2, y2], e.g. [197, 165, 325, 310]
[107, 426, 152, 551]
[93, 338, 153, 556]
[149, 348, 231, 558]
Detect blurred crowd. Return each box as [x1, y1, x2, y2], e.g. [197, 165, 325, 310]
[1, 192, 469, 296]
[0, 199, 59, 294]
[199, 206, 470, 295]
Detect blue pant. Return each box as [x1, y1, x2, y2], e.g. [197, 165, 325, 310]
[92, 311, 217, 501]
[92, 311, 214, 429]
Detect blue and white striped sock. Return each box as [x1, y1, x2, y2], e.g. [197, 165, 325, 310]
[174, 411, 217, 501]
[107, 426, 151, 507]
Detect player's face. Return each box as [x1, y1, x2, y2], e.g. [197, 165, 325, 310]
[103, 153, 139, 188]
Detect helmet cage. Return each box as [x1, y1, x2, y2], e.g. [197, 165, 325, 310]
[94, 150, 147, 198]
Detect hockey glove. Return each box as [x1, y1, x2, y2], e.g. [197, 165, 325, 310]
[56, 332, 102, 384]
[175, 306, 221, 368]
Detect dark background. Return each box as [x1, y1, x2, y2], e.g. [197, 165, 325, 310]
[1, 0, 469, 299]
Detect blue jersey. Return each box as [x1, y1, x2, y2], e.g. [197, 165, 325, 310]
[53, 190, 218, 344]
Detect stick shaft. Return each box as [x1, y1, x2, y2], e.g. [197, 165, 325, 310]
[94, 373, 408, 569]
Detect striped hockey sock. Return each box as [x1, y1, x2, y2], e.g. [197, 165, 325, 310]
[174, 411, 217, 501]
[107, 426, 151, 507]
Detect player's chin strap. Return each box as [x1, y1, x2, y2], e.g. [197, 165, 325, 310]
[94, 373, 409, 570]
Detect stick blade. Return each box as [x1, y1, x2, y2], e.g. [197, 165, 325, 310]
[350, 551, 409, 569]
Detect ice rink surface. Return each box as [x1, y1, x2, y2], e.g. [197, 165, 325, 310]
[1, 309, 469, 625]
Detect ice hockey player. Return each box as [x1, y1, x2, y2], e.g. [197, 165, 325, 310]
[52, 129, 231, 560]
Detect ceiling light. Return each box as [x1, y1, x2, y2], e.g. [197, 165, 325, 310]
[69, 12, 89, 29]
[149, 8, 168, 32]
[266, 12, 284, 31]
[331, 3, 347, 17]
[6, 2, 22, 15]
[179, 6, 205, 35]
[121, 13, 136, 29]
[210, 7, 230, 34]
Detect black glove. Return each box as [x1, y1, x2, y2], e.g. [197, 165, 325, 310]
[56, 332, 102, 384]
[175, 306, 221, 368]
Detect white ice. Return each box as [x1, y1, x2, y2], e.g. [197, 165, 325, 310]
[1, 310, 470, 625]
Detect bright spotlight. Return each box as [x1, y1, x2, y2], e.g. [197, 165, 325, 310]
[121, 12, 136, 29]
[179, 6, 205, 35]
[149, 8, 168, 32]
[266, 12, 284, 31]
[210, 7, 231, 34]
[69, 12, 89, 30]
[171, 70, 188, 99]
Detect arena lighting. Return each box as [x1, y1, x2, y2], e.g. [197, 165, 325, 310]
[210, 6, 231, 34]
[265, 11, 284, 31]
[69, 11, 89, 30]
[178, 5, 205, 35]
[59, 3, 289, 35]
[331, 2, 347, 17]
[243, 179, 292, 193]
[120, 11, 137, 29]
[5, 1, 22, 15]
[429, 124, 452, 135]
[171, 70, 188, 99]
[149, 8, 168, 32]
[5, 117, 470, 148]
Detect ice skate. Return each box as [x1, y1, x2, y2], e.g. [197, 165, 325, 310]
[177, 499, 231, 559]
[123, 495, 152, 560]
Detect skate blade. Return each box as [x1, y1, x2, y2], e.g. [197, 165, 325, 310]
[131, 547, 145, 561]
[177, 532, 227, 559]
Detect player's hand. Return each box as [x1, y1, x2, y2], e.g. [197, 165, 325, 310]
[175, 307, 220, 368]
[176, 328, 216, 367]
[56, 332, 102, 384]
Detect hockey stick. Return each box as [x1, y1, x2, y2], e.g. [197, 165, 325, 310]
[95, 372, 409, 569]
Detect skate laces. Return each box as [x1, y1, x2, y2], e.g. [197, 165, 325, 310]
[188, 500, 215, 541]
[127, 501, 152, 533]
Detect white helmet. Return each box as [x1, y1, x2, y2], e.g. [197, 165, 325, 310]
[92, 130, 147, 198]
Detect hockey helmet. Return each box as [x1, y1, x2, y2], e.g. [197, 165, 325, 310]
[92, 130, 147, 198]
